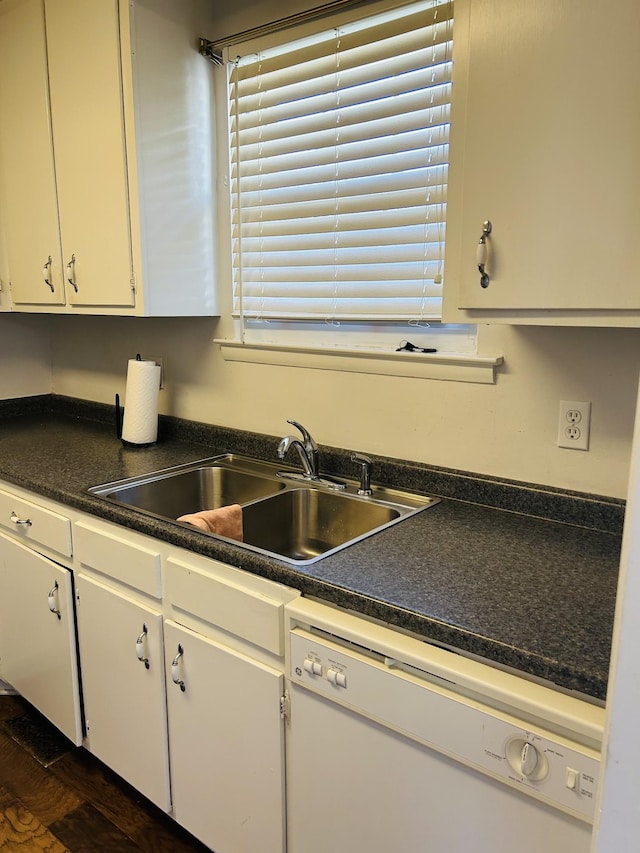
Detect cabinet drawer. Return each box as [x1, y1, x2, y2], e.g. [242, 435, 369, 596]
[166, 558, 286, 656]
[0, 488, 72, 558]
[74, 522, 161, 598]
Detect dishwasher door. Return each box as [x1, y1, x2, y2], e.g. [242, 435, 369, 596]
[286, 600, 602, 853]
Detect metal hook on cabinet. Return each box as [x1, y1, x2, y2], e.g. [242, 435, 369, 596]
[477, 220, 492, 288]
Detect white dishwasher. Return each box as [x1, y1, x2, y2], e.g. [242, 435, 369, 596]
[285, 598, 603, 853]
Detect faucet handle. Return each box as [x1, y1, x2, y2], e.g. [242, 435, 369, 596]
[287, 419, 318, 452]
[351, 453, 373, 496]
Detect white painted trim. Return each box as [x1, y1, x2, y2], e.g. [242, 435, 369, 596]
[591, 375, 640, 851]
[216, 340, 503, 384]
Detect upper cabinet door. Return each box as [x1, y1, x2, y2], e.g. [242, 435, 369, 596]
[45, 0, 135, 308]
[0, 0, 216, 316]
[0, 0, 65, 306]
[443, 0, 640, 321]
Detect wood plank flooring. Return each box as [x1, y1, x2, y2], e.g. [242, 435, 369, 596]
[0, 695, 211, 852]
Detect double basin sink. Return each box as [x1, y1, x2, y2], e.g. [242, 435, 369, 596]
[89, 454, 439, 565]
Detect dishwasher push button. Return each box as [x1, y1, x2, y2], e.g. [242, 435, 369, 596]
[565, 768, 579, 791]
[327, 668, 347, 688]
[303, 657, 322, 676]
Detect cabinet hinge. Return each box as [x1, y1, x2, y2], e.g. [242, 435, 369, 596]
[280, 690, 290, 720]
[130, 275, 136, 294]
[85, 719, 90, 734]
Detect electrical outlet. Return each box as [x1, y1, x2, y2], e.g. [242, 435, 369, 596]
[557, 400, 591, 450]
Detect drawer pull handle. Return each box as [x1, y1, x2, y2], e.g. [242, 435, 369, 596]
[136, 624, 150, 669]
[10, 512, 32, 526]
[48, 580, 61, 620]
[171, 644, 186, 691]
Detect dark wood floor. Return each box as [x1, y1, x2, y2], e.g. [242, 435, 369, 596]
[0, 693, 211, 852]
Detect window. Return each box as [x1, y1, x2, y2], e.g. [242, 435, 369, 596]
[220, 0, 482, 364]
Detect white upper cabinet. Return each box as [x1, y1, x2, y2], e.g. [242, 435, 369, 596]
[0, 0, 64, 306]
[442, 0, 640, 326]
[0, 0, 217, 315]
[45, 0, 136, 310]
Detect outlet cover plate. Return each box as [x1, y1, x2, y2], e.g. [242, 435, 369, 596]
[558, 400, 591, 450]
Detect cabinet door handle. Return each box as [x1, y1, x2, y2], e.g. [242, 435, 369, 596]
[477, 220, 492, 288]
[42, 256, 55, 292]
[66, 254, 78, 292]
[136, 624, 150, 669]
[10, 512, 32, 526]
[48, 580, 61, 620]
[171, 644, 186, 691]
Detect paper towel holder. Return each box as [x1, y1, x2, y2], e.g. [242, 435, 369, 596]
[115, 392, 124, 440]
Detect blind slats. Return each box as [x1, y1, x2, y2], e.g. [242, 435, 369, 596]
[233, 141, 449, 185]
[235, 174, 447, 213]
[233, 35, 453, 107]
[232, 3, 454, 82]
[229, 0, 452, 322]
[233, 148, 449, 192]
[234, 97, 450, 152]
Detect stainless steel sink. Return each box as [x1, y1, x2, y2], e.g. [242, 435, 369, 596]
[89, 456, 285, 518]
[89, 454, 439, 565]
[242, 488, 402, 562]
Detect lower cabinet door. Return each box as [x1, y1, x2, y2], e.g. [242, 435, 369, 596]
[164, 619, 286, 853]
[76, 574, 170, 811]
[0, 532, 82, 743]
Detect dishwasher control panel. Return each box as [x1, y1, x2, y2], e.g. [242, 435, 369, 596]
[289, 627, 600, 822]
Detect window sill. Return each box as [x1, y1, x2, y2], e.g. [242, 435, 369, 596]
[216, 340, 503, 384]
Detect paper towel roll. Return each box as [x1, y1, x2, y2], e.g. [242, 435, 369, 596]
[121, 358, 161, 446]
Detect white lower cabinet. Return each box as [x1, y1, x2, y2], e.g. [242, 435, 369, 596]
[164, 618, 287, 853]
[73, 517, 297, 852]
[0, 531, 82, 744]
[0, 484, 298, 852]
[75, 573, 170, 811]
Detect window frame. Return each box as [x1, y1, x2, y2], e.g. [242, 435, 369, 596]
[214, 0, 501, 380]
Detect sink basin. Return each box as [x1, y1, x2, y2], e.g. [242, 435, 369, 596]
[242, 488, 401, 562]
[89, 459, 284, 518]
[89, 454, 439, 564]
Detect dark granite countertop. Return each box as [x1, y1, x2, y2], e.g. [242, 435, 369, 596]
[0, 396, 624, 702]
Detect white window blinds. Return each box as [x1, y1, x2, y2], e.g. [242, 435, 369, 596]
[229, 0, 453, 323]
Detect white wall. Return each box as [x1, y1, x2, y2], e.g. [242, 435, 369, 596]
[208, 0, 308, 40]
[0, 201, 52, 398]
[49, 315, 640, 499]
[0, 314, 52, 399]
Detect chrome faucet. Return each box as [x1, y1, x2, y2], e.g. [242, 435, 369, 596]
[277, 420, 319, 478]
[277, 420, 346, 489]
